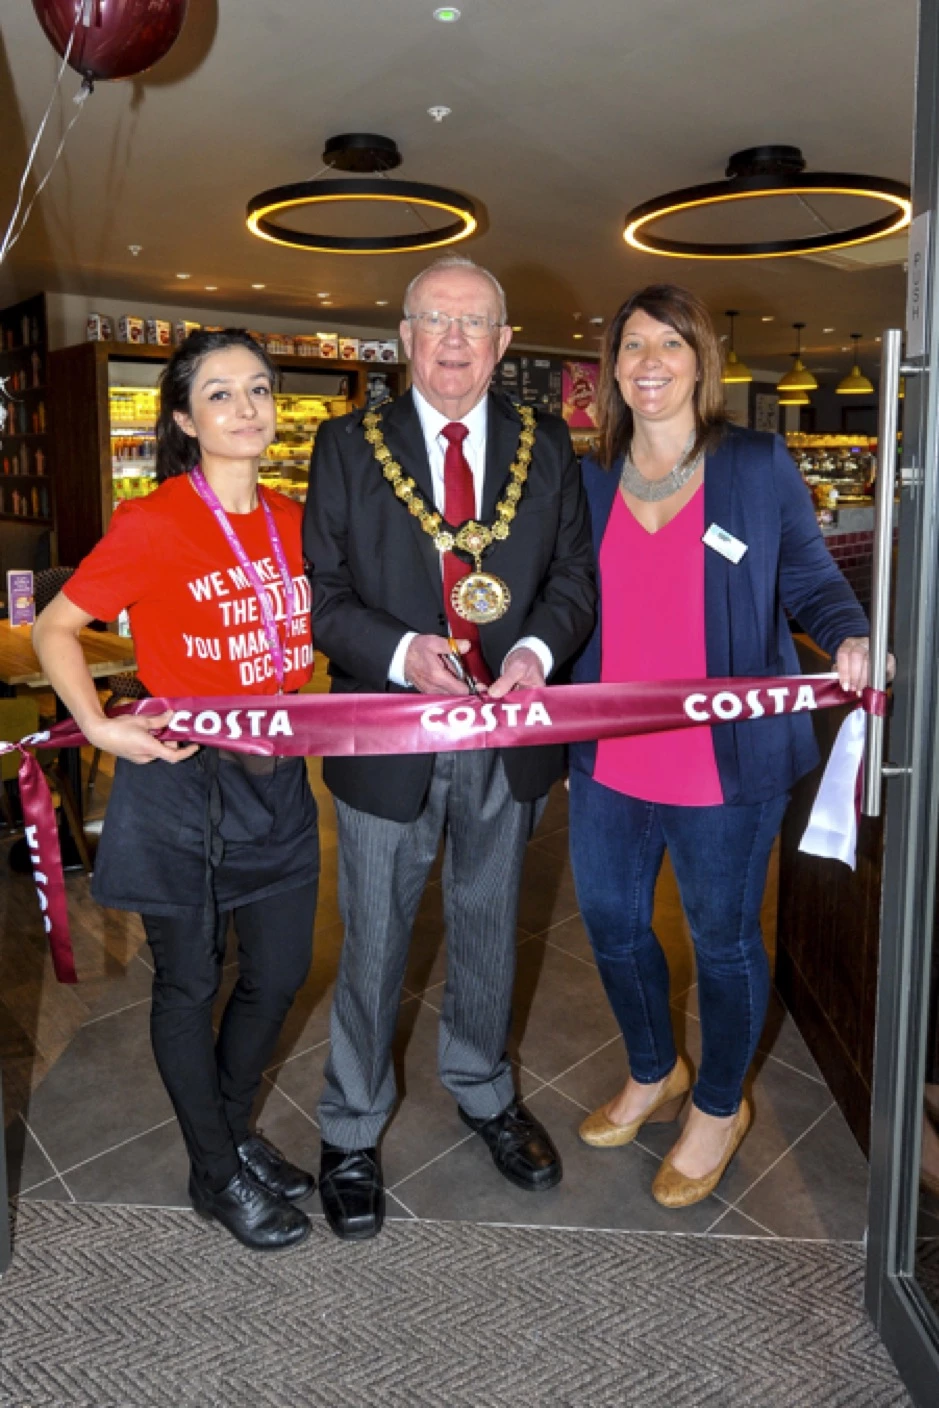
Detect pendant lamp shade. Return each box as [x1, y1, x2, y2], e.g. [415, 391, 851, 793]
[777, 322, 818, 392]
[721, 310, 753, 384]
[778, 390, 810, 406]
[836, 334, 875, 395]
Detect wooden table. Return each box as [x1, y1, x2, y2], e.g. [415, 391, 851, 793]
[0, 620, 136, 690]
[0, 621, 137, 856]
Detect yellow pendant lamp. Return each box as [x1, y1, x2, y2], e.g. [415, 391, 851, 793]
[836, 334, 875, 395]
[777, 322, 818, 392]
[778, 390, 810, 406]
[721, 309, 752, 384]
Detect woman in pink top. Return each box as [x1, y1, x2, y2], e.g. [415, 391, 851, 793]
[569, 286, 874, 1208]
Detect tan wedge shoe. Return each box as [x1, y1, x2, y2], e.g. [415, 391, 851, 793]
[578, 1055, 693, 1149]
[652, 1099, 751, 1208]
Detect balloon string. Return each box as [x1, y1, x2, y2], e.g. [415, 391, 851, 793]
[0, 3, 87, 267]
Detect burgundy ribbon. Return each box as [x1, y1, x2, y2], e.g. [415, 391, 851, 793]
[1, 674, 885, 983]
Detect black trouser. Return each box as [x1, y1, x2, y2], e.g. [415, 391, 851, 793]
[142, 881, 317, 1191]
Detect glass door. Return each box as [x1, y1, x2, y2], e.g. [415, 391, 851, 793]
[866, 2, 939, 1396]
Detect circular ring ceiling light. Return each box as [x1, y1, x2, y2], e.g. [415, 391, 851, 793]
[246, 133, 478, 255]
[624, 146, 911, 260]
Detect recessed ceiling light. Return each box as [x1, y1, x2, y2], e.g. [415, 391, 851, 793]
[433, 7, 460, 21]
[823, 326, 835, 333]
[573, 333, 584, 340]
[875, 336, 882, 342]
[128, 244, 142, 256]
[761, 315, 774, 322]
[512, 325, 523, 332]
[317, 292, 330, 299]
[321, 301, 333, 307]
[205, 285, 218, 291]
[252, 283, 266, 289]
[376, 300, 389, 306]
[427, 106, 452, 122]
[588, 316, 604, 325]
[176, 272, 191, 280]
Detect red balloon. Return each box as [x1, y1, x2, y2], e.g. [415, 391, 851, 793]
[32, 0, 189, 83]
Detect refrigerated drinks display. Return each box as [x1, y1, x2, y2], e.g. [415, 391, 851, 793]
[110, 384, 159, 506]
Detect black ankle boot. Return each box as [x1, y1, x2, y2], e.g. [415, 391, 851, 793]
[189, 1169, 311, 1251]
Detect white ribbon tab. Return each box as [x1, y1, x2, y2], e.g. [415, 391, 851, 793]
[799, 706, 866, 869]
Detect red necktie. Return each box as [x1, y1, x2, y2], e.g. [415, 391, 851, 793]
[441, 421, 492, 686]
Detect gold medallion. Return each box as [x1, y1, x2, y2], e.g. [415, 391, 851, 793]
[362, 402, 537, 627]
[451, 572, 511, 624]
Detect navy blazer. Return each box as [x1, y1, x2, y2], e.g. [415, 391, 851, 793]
[570, 424, 870, 805]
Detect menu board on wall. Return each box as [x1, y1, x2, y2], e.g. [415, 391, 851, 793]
[562, 362, 600, 428]
[493, 354, 598, 422]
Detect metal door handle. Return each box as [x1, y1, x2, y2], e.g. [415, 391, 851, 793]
[861, 327, 903, 817]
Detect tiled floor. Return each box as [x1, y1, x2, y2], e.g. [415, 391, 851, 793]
[3, 754, 872, 1247]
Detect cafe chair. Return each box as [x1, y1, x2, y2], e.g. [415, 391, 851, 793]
[85, 672, 149, 800]
[0, 696, 92, 875]
[33, 566, 76, 616]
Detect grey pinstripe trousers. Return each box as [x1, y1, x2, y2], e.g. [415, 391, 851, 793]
[318, 750, 543, 1149]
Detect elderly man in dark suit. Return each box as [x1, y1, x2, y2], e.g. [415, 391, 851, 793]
[303, 255, 596, 1240]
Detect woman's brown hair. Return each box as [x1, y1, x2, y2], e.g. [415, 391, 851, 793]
[596, 284, 729, 470]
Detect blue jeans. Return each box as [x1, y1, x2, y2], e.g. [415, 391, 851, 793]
[568, 771, 789, 1117]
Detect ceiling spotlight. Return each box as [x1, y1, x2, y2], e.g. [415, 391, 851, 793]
[176, 273, 191, 280]
[823, 326, 835, 333]
[573, 333, 584, 340]
[512, 325, 523, 332]
[428, 106, 452, 122]
[433, 6, 461, 20]
[248, 134, 478, 255]
[376, 299, 389, 306]
[128, 244, 143, 256]
[624, 145, 911, 260]
[761, 315, 774, 322]
[205, 285, 218, 291]
[252, 283, 266, 289]
[588, 316, 604, 325]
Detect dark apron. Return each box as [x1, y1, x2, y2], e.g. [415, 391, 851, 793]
[92, 749, 318, 918]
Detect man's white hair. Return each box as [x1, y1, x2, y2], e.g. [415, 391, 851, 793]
[402, 256, 508, 325]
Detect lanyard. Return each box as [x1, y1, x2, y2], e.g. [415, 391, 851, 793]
[189, 467, 296, 692]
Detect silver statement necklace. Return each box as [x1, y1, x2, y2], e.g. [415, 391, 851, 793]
[620, 430, 703, 503]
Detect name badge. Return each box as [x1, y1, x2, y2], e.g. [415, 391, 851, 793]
[702, 523, 748, 564]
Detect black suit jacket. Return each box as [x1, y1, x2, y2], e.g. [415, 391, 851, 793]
[303, 388, 597, 821]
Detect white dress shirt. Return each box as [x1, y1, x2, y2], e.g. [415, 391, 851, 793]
[387, 386, 553, 686]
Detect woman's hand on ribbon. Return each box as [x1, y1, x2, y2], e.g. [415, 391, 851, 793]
[85, 710, 199, 765]
[835, 636, 896, 695]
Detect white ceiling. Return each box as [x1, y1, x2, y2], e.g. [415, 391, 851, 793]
[0, 0, 918, 379]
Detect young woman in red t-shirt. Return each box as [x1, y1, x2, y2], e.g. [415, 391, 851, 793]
[34, 330, 319, 1252]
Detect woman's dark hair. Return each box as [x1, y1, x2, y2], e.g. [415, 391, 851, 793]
[155, 328, 278, 481]
[596, 284, 729, 470]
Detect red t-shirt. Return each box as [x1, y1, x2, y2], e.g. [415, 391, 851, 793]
[64, 475, 313, 696]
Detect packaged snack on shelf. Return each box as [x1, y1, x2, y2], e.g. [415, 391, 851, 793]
[360, 339, 381, 362]
[378, 338, 399, 363]
[86, 313, 114, 342]
[318, 333, 339, 359]
[117, 316, 145, 344]
[174, 320, 201, 345]
[146, 319, 172, 346]
[294, 335, 322, 357]
[6, 570, 35, 627]
[339, 337, 360, 361]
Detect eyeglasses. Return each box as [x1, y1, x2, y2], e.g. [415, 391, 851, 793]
[405, 311, 502, 339]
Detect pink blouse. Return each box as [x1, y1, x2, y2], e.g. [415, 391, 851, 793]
[593, 485, 723, 806]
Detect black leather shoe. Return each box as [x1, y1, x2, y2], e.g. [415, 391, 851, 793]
[189, 1169, 311, 1251]
[459, 1100, 563, 1192]
[319, 1141, 385, 1241]
[237, 1132, 316, 1202]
